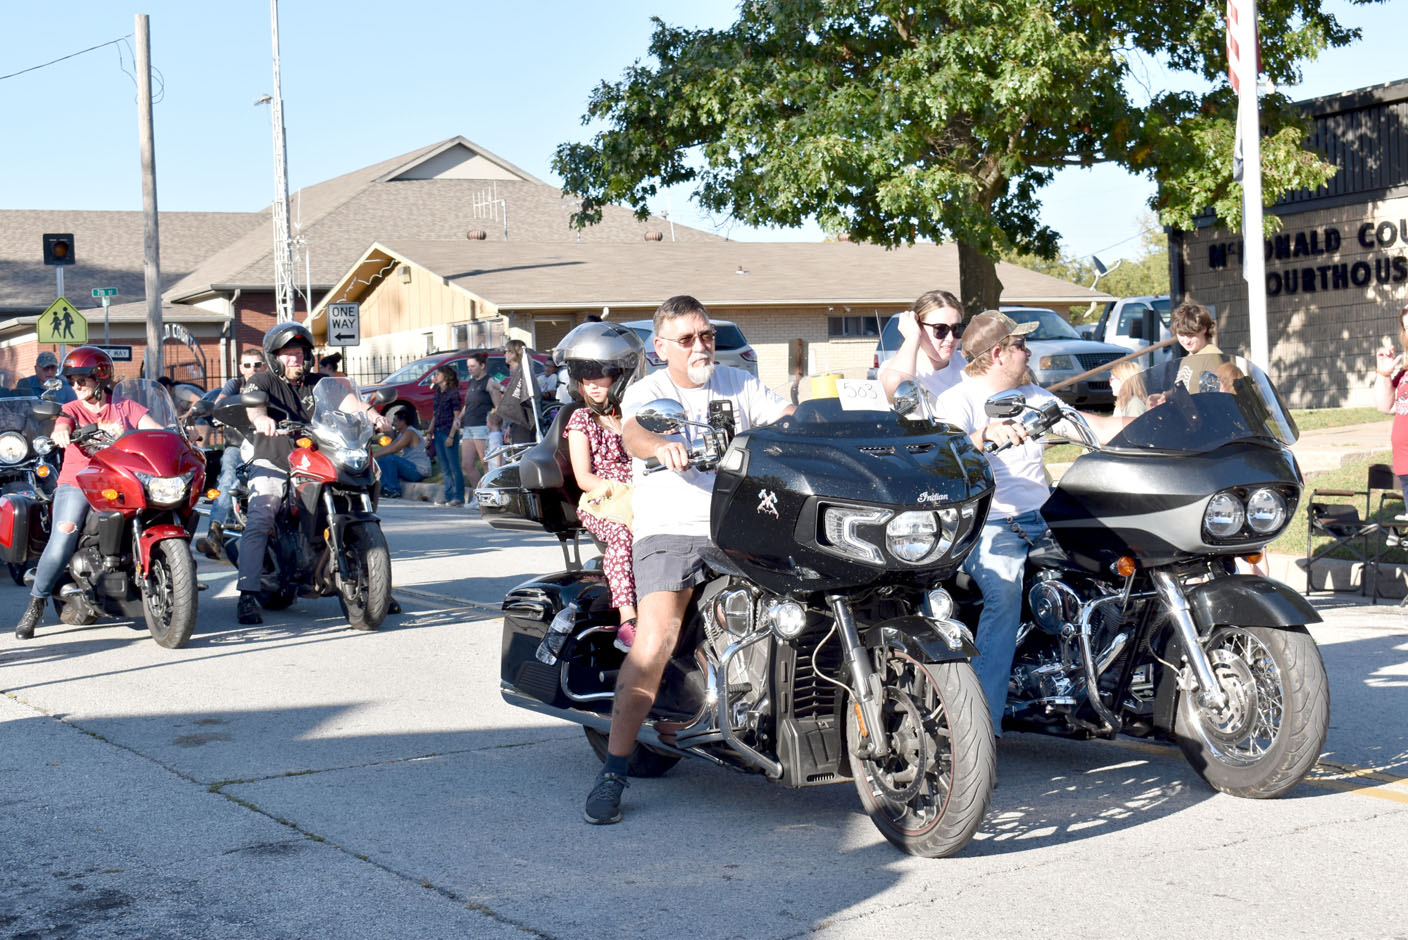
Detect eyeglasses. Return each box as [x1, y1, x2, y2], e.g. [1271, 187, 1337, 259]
[241, 361, 266, 370]
[923, 321, 965, 340]
[660, 329, 717, 349]
[1003, 337, 1028, 352]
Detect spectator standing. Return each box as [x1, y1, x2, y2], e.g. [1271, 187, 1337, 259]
[494, 340, 537, 445]
[452, 352, 499, 491]
[430, 365, 464, 506]
[1375, 302, 1408, 513]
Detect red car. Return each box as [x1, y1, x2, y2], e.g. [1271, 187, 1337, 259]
[361, 348, 548, 429]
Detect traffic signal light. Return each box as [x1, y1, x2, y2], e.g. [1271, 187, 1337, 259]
[43, 234, 75, 266]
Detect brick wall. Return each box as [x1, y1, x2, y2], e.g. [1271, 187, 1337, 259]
[1179, 195, 1408, 408]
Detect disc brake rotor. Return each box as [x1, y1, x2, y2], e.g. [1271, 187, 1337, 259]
[867, 688, 930, 804]
[1201, 648, 1258, 742]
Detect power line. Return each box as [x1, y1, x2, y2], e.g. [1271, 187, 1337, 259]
[0, 35, 133, 82]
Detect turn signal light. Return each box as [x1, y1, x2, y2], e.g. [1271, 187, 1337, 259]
[377, 435, 391, 446]
[295, 436, 314, 449]
[101, 488, 120, 501]
[1115, 556, 1137, 577]
[36, 464, 50, 478]
[1242, 551, 1264, 564]
[205, 488, 221, 500]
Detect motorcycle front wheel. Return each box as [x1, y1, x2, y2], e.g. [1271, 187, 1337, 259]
[142, 539, 197, 649]
[336, 523, 391, 631]
[1174, 624, 1329, 799]
[847, 653, 995, 859]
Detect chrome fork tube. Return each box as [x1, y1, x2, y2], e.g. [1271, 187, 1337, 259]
[1149, 569, 1228, 710]
[828, 594, 890, 760]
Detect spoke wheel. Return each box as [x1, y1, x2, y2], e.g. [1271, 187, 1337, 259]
[847, 653, 994, 858]
[1175, 625, 1329, 799]
[142, 539, 197, 649]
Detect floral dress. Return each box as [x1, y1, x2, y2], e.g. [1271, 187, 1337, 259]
[566, 407, 634, 608]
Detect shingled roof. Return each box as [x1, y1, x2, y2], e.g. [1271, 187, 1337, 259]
[163, 136, 720, 303]
[0, 210, 263, 314]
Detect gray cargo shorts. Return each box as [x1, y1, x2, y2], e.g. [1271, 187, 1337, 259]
[632, 534, 713, 598]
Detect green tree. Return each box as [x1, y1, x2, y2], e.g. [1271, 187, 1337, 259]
[554, 0, 1363, 314]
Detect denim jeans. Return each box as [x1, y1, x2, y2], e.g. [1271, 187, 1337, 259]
[376, 454, 425, 496]
[433, 429, 464, 503]
[236, 465, 287, 594]
[32, 484, 91, 599]
[208, 446, 241, 529]
[962, 509, 1049, 734]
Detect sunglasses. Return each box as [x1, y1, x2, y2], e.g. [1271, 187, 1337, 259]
[241, 361, 266, 370]
[922, 321, 965, 340]
[660, 329, 717, 348]
[1003, 336, 1028, 351]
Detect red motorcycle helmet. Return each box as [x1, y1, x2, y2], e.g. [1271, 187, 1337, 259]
[61, 345, 116, 389]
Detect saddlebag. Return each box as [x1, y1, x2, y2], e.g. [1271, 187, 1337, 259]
[0, 493, 37, 563]
[500, 570, 612, 706]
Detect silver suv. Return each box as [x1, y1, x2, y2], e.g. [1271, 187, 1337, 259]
[621, 318, 759, 377]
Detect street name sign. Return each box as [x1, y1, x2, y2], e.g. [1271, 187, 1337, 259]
[327, 303, 360, 347]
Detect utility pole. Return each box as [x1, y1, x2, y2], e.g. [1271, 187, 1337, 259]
[268, 0, 295, 323]
[136, 14, 164, 380]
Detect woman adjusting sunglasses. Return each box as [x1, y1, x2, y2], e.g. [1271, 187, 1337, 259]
[878, 288, 969, 402]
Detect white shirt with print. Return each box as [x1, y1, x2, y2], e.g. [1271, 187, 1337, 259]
[936, 379, 1053, 518]
[623, 365, 790, 539]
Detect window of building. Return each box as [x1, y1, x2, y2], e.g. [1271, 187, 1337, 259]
[827, 315, 882, 338]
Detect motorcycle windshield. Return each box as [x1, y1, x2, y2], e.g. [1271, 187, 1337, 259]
[0, 397, 48, 435]
[109, 378, 182, 432]
[1104, 354, 1298, 453]
[309, 377, 375, 450]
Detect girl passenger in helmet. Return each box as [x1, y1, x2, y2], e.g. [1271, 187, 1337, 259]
[15, 347, 163, 640]
[559, 323, 645, 651]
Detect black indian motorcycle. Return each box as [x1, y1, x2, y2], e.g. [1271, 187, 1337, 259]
[978, 354, 1329, 798]
[479, 386, 999, 857]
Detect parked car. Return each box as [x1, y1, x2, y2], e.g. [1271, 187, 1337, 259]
[1089, 295, 1174, 366]
[361, 349, 546, 429]
[865, 311, 908, 380]
[1001, 306, 1128, 408]
[620, 318, 759, 377]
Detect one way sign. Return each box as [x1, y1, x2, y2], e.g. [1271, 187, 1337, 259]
[326, 302, 360, 347]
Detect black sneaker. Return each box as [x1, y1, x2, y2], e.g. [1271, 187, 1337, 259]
[236, 592, 263, 625]
[584, 770, 629, 825]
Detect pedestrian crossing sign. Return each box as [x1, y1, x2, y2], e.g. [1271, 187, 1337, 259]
[38, 297, 88, 344]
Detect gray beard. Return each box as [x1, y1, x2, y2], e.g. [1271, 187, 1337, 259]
[687, 361, 716, 384]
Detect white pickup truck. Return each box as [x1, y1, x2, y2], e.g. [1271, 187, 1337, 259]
[1085, 295, 1174, 366]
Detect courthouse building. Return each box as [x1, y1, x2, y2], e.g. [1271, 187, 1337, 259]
[1171, 78, 1408, 407]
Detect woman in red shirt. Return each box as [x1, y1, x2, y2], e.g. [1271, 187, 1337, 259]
[15, 347, 161, 640]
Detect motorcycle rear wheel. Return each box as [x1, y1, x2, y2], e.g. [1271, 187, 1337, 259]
[847, 653, 994, 858]
[1174, 624, 1329, 799]
[582, 726, 681, 778]
[336, 523, 391, 631]
[8, 562, 26, 586]
[142, 539, 197, 649]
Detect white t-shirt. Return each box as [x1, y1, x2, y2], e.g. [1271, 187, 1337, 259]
[623, 365, 790, 539]
[881, 350, 967, 400]
[936, 379, 1054, 518]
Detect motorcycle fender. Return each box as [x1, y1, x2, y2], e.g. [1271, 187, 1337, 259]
[1185, 575, 1322, 629]
[137, 525, 190, 572]
[327, 511, 381, 579]
[866, 615, 978, 663]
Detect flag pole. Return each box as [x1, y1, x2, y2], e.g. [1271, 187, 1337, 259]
[1234, 0, 1269, 370]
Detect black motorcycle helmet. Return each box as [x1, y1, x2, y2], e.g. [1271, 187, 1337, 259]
[554, 322, 645, 415]
[261, 321, 316, 378]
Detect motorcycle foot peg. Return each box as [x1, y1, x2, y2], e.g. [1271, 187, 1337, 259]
[58, 583, 85, 599]
[196, 581, 209, 592]
[598, 669, 620, 685]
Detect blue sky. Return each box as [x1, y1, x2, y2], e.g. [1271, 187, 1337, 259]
[2, 1, 1402, 264]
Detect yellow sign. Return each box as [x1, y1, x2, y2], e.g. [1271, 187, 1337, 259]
[38, 297, 88, 344]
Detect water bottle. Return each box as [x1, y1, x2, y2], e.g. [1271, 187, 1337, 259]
[535, 602, 577, 665]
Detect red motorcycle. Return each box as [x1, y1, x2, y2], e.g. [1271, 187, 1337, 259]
[48, 379, 208, 648]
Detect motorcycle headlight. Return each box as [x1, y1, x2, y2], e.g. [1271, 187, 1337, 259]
[1038, 354, 1076, 371]
[886, 510, 941, 563]
[761, 597, 807, 639]
[0, 431, 28, 465]
[1204, 492, 1246, 539]
[820, 506, 891, 565]
[334, 448, 370, 472]
[33, 436, 55, 456]
[137, 471, 192, 507]
[1246, 487, 1287, 534]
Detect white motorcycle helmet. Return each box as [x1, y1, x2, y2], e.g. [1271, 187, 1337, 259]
[554, 322, 646, 415]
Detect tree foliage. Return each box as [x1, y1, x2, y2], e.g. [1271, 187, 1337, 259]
[554, 0, 1370, 311]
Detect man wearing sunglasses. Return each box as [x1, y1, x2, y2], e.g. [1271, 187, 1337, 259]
[584, 294, 794, 825]
[878, 289, 968, 401]
[195, 351, 266, 560]
[936, 311, 1123, 740]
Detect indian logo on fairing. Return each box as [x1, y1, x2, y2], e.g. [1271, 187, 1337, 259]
[757, 488, 779, 518]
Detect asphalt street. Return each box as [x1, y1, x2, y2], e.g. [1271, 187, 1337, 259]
[1, 501, 1406, 939]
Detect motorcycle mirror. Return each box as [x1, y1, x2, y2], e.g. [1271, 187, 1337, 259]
[635, 399, 688, 434]
[890, 379, 925, 418]
[187, 399, 213, 419]
[31, 400, 61, 421]
[240, 389, 269, 407]
[984, 389, 1027, 419]
[43, 377, 63, 391]
[371, 387, 396, 406]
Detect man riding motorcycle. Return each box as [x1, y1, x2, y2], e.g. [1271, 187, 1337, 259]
[14, 346, 162, 640]
[236, 322, 390, 625]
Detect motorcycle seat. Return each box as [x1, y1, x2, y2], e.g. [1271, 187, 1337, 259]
[519, 402, 582, 493]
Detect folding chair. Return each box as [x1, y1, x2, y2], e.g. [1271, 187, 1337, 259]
[1368, 463, 1406, 602]
[1305, 465, 1389, 597]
